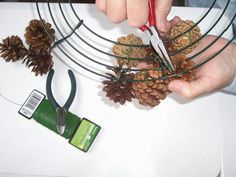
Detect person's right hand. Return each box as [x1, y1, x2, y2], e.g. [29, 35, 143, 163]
[95, 0, 179, 35]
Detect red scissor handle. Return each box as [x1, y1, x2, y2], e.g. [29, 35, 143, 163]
[139, 25, 148, 32]
[148, 0, 156, 27]
[139, 0, 156, 31]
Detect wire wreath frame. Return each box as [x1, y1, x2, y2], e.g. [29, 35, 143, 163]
[35, 0, 236, 82]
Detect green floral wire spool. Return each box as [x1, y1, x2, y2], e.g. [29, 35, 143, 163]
[33, 99, 81, 139]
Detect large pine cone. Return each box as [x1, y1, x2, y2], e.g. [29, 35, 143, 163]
[0, 35, 28, 62]
[169, 20, 201, 54]
[112, 34, 147, 68]
[102, 67, 135, 105]
[131, 55, 196, 107]
[132, 69, 170, 107]
[24, 48, 54, 76]
[25, 19, 55, 51]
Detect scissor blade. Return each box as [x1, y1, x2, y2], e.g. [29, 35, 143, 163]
[150, 35, 174, 71]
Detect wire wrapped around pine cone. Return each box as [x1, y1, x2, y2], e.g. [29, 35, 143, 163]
[132, 69, 170, 107]
[23, 48, 54, 76]
[169, 20, 201, 54]
[102, 66, 135, 105]
[25, 19, 55, 51]
[112, 34, 147, 68]
[0, 35, 28, 62]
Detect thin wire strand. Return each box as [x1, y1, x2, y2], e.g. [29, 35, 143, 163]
[0, 92, 21, 106]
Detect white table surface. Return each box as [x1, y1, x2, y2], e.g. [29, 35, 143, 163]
[0, 2, 235, 177]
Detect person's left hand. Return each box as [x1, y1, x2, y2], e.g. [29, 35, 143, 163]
[168, 35, 236, 99]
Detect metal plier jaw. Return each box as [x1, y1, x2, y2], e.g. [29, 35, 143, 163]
[139, 0, 175, 72]
[56, 107, 67, 135]
[46, 69, 77, 135]
[147, 26, 174, 71]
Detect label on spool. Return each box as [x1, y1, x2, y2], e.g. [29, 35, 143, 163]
[69, 118, 101, 152]
[19, 90, 45, 119]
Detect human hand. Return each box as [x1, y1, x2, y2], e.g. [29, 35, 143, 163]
[95, 0, 179, 35]
[168, 35, 236, 99]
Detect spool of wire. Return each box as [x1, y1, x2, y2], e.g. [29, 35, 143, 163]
[33, 99, 81, 139]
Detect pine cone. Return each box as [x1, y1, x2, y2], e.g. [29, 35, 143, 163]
[112, 34, 147, 68]
[132, 69, 170, 107]
[24, 48, 54, 76]
[0, 35, 28, 62]
[169, 20, 201, 54]
[142, 47, 159, 65]
[102, 67, 135, 105]
[25, 19, 55, 51]
[171, 53, 196, 81]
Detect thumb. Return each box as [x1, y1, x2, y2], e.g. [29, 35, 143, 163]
[168, 76, 212, 99]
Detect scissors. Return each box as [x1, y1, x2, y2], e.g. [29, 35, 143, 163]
[46, 69, 76, 135]
[139, 0, 174, 71]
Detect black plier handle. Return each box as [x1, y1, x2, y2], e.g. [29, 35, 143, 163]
[46, 69, 77, 135]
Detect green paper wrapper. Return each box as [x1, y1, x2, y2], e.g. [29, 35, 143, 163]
[33, 99, 81, 139]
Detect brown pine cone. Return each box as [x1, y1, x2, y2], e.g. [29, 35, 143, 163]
[25, 19, 55, 51]
[24, 48, 54, 76]
[112, 34, 147, 68]
[171, 53, 196, 81]
[169, 20, 201, 54]
[132, 69, 170, 107]
[102, 67, 135, 105]
[142, 47, 160, 65]
[0, 35, 28, 62]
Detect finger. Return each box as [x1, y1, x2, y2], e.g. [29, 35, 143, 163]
[126, 0, 149, 27]
[159, 16, 180, 36]
[96, 0, 107, 14]
[168, 76, 214, 99]
[107, 0, 127, 23]
[169, 16, 181, 26]
[155, 0, 173, 33]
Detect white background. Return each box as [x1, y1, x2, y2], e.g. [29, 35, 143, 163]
[0, 3, 235, 177]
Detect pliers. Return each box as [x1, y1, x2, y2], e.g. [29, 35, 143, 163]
[139, 0, 174, 71]
[46, 69, 76, 135]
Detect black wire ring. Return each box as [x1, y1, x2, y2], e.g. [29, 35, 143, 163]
[35, 0, 235, 82]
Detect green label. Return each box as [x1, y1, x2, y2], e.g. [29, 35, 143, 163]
[69, 118, 101, 152]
